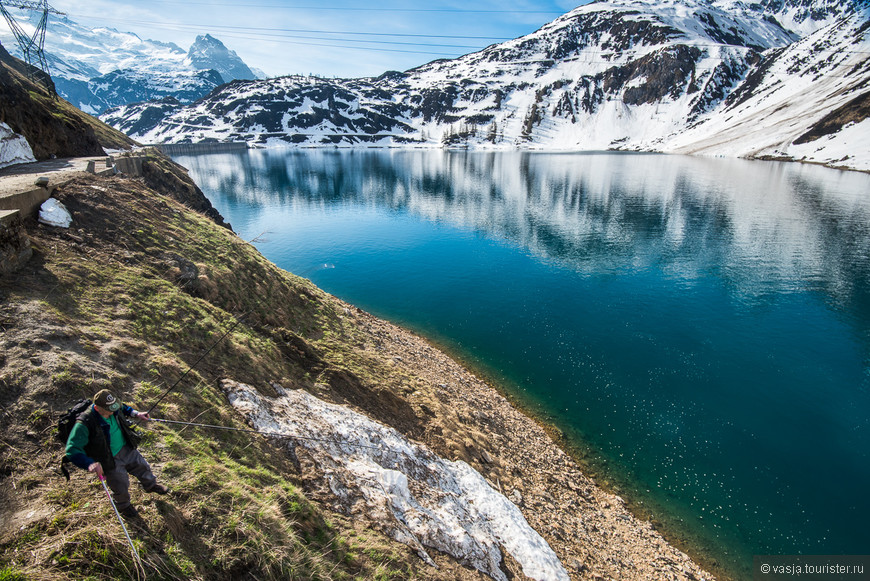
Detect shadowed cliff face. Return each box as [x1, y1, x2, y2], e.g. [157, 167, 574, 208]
[0, 43, 135, 160]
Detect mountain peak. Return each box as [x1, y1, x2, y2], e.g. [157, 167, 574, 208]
[187, 34, 257, 83]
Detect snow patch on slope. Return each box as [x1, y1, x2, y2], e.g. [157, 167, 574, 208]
[221, 379, 569, 581]
[661, 12, 870, 166]
[788, 117, 870, 171]
[0, 122, 35, 169]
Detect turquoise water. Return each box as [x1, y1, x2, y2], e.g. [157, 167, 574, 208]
[173, 149, 870, 576]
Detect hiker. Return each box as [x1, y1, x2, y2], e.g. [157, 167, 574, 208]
[65, 389, 169, 517]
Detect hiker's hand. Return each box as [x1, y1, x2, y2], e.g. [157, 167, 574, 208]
[88, 462, 104, 478]
[136, 411, 151, 422]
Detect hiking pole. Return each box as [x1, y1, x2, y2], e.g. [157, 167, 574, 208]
[150, 418, 383, 450]
[145, 311, 250, 415]
[98, 475, 146, 579]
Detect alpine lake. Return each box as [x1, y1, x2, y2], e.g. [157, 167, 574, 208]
[171, 148, 870, 579]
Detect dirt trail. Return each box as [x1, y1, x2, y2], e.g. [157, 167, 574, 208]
[0, 156, 113, 201]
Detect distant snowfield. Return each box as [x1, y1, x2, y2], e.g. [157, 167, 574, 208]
[222, 379, 569, 581]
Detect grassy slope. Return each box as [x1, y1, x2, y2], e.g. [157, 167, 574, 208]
[0, 152, 481, 581]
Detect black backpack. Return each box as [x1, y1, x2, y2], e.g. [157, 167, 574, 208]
[56, 399, 92, 445]
[57, 399, 91, 480]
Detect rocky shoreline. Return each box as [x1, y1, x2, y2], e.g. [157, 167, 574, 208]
[308, 300, 717, 581]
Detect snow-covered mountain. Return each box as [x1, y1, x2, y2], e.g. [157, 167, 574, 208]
[187, 34, 258, 85]
[100, 0, 869, 171]
[0, 14, 259, 115]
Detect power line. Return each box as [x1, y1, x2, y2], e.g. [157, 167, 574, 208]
[49, 2, 566, 67]
[71, 20, 487, 50]
[67, 13, 514, 41]
[29, 5, 870, 72]
[55, 13, 509, 56]
[54, 15, 491, 57]
[189, 33, 470, 56]
[77, 1, 565, 14]
[54, 12, 870, 58]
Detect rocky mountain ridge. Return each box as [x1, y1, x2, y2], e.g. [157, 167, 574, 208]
[0, 14, 259, 115]
[187, 34, 257, 85]
[101, 0, 869, 171]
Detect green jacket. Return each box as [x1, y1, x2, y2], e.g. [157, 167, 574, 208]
[65, 404, 141, 471]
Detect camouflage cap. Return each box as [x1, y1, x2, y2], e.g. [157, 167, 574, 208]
[93, 389, 121, 412]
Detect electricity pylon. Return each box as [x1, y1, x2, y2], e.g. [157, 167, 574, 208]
[0, 0, 64, 90]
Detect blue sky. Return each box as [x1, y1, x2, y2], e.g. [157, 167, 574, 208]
[49, 0, 589, 78]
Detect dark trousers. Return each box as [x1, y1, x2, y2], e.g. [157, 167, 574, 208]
[104, 445, 157, 510]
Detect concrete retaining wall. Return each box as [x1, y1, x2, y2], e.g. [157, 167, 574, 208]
[153, 142, 248, 156]
[0, 185, 55, 218]
[113, 155, 144, 176]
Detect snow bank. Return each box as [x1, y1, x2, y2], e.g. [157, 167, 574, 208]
[222, 379, 569, 581]
[786, 118, 870, 173]
[0, 122, 35, 169]
[38, 198, 72, 228]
